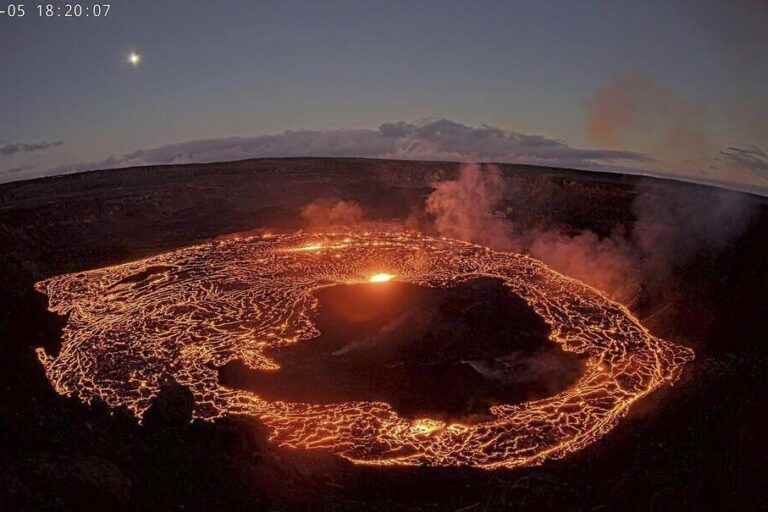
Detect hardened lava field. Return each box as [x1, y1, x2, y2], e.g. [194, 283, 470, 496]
[34, 232, 694, 469]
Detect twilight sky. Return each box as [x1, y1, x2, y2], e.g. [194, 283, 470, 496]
[2, 0, 766, 190]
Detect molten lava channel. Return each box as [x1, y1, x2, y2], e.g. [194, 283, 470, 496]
[34, 232, 694, 469]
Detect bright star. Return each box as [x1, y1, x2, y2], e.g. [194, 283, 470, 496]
[127, 52, 141, 67]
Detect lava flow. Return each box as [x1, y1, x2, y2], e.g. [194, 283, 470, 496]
[34, 231, 693, 469]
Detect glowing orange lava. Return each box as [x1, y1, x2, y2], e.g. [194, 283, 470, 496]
[34, 231, 693, 469]
[369, 272, 395, 283]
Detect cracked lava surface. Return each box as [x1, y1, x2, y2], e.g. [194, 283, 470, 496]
[34, 231, 694, 469]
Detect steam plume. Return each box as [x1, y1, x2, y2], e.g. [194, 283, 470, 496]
[424, 163, 757, 305]
[425, 164, 514, 250]
[301, 199, 365, 228]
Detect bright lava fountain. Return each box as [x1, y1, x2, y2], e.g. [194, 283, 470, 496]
[35, 232, 694, 469]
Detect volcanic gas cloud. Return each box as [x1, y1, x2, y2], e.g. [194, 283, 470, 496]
[35, 232, 693, 469]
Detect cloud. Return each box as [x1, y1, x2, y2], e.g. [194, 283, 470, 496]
[383, 119, 652, 168]
[50, 118, 650, 177]
[0, 164, 36, 175]
[108, 130, 393, 166]
[21, 116, 763, 192]
[0, 140, 63, 157]
[718, 146, 768, 178]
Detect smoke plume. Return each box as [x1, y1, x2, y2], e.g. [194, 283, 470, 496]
[301, 199, 365, 228]
[586, 73, 714, 173]
[425, 164, 514, 250]
[424, 163, 757, 305]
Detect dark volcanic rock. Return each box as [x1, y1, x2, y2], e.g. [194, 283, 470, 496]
[142, 381, 195, 429]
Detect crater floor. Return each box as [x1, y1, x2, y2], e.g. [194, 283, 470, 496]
[34, 231, 693, 468]
[220, 278, 585, 422]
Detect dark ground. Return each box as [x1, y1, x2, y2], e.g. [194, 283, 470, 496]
[1, 157, 766, 511]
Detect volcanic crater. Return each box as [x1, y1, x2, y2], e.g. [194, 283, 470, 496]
[219, 277, 586, 423]
[33, 231, 694, 469]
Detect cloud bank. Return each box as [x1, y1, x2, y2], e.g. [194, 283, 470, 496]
[0, 140, 62, 157]
[5, 116, 764, 193]
[49, 119, 650, 178]
[0, 164, 36, 175]
[718, 146, 768, 178]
